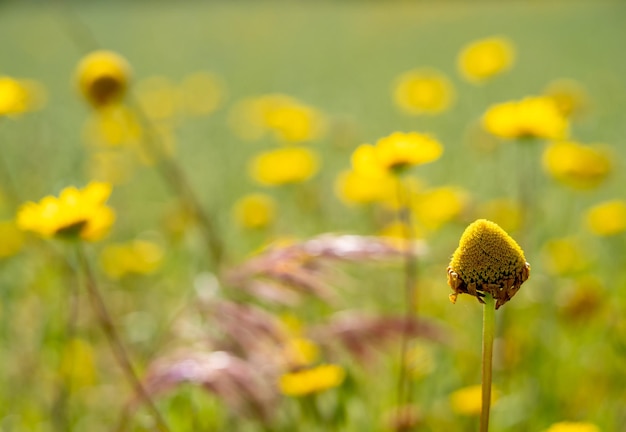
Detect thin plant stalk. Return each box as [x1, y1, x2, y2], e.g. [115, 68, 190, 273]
[75, 245, 171, 432]
[480, 293, 496, 432]
[394, 176, 417, 422]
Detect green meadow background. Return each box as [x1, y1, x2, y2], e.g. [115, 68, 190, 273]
[1, 1, 626, 431]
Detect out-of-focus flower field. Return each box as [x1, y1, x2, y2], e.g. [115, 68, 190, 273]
[1, 1, 626, 431]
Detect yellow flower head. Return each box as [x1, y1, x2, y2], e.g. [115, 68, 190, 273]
[543, 79, 589, 118]
[372, 132, 443, 174]
[585, 200, 626, 236]
[542, 141, 611, 190]
[17, 182, 115, 242]
[450, 384, 498, 416]
[100, 239, 164, 279]
[483, 96, 568, 140]
[279, 364, 345, 396]
[76, 50, 131, 108]
[544, 422, 600, 432]
[334, 169, 396, 205]
[233, 193, 276, 229]
[249, 147, 319, 186]
[393, 68, 455, 115]
[0, 77, 46, 116]
[413, 186, 469, 231]
[448, 219, 530, 309]
[458, 36, 515, 83]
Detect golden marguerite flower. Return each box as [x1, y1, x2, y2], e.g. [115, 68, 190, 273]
[450, 384, 498, 416]
[279, 364, 345, 396]
[76, 50, 131, 108]
[99, 239, 164, 279]
[483, 96, 568, 140]
[249, 147, 319, 186]
[393, 68, 455, 115]
[232, 193, 276, 229]
[0, 77, 46, 115]
[17, 182, 115, 242]
[374, 132, 443, 174]
[542, 141, 611, 190]
[457, 36, 515, 83]
[544, 422, 600, 432]
[585, 200, 626, 237]
[448, 219, 530, 309]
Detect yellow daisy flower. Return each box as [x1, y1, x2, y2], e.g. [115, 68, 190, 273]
[232, 193, 276, 229]
[585, 200, 626, 236]
[458, 36, 515, 83]
[249, 147, 319, 186]
[99, 239, 164, 279]
[279, 364, 345, 396]
[450, 384, 499, 416]
[372, 132, 443, 174]
[542, 141, 611, 190]
[75, 50, 131, 108]
[393, 68, 455, 115]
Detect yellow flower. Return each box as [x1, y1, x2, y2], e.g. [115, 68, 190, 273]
[99, 239, 164, 279]
[483, 96, 568, 140]
[585, 200, 626, 236]
[413, 186, 469, 231]
[458, 36, 515, 83]
[542, 141, 611, 190]
[87, 150, 135, 185]
[249, 147, 319, 186]
[450, 384, 498, 416]
[542, 237, 589, 276]
[17, 182, 115, 242]
[475, 198, 523, 233]
[75, 50, 131, 108]
[279, 364, 345, 396]
[135, 76, 180, 122]
[543, 79, 589, 118]
[230, 94, 325, 143]
[0, 220, 25, 259]
[283, 337, 320, 367]
[334, 169, 396, 205]
[373, 132, 443, 174]
[393, 68, 455, 115]
[544, 422, 600, 432]
[448, 219, 530, 309]
[233, 193, 276, 229]
[82, 105, 143, 148]
[179, 71, 225, 116]
[0, 77, 46, 116]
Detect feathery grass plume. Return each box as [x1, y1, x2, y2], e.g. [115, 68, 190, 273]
[393, 68, 455, 115]
[448, 219, 530, 309]
[457, 36, 515, 83]
[75, 50, 131, 108]
[16, 182, 115, 242]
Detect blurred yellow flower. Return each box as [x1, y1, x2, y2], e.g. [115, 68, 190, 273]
[544, 422, 600, 432]
[449, 384, 498, 416]
[230, 94, 325, 144]
[87, 150, 135, 185]
[249, 147, 319, 186]
[59, 338, 97, 388]
[0, 77, 46, 115]
[543, 79, 589, 118]
[75, 50, 131, 108]
[585, 200, 626, 236]
[99, 239, 164, 279]
[457, 36, 515, 83]
[476, 198, 523, 233]
[413, 186, 469, 231]
[279, 364, 345, 396]
[542, 141, 611, 190]
[483, 96, 568, 140]
[0, 220, 25, 259]
[17, 182, 115, 242]
[542, 237, 589, 276]
[393, 68, 455, 115]
[135, 76, 180, 122]
[284, 337, 320, 367]
[233, 193, 276, 229]
[448, 219, 530, 309]
[372, 132, 443, 174]
[334, 169, 396, 205]
[179, 71, 225, 116]
[82, 105, 143, 148]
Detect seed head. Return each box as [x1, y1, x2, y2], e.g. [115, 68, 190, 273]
[447, 219, 530, 309]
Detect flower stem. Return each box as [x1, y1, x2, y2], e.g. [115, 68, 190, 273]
[480, 293, 496, 432]
[76, 245, 171, 432]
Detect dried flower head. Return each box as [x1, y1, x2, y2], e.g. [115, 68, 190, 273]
[447, 219, 530, 309]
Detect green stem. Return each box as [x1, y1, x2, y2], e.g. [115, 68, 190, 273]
[480, 293, 496, 432]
